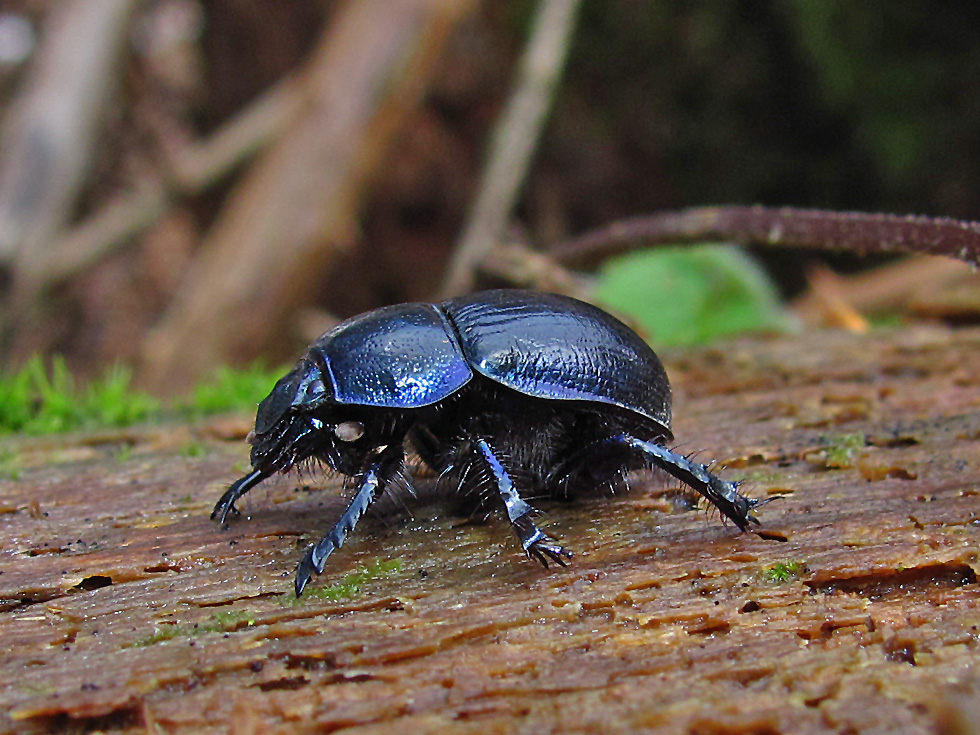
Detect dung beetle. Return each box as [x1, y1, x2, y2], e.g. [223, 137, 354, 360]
[213, 289, 758, 595]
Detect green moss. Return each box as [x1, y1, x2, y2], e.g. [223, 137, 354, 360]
[0, 446, 21, 480]
[185, 363, 283, 417]
[0, 357, 159, 435]
[287, 558, 403, 604]
[819, 432, 866, 469]
[131, 625, 196, 647]
[131, 609, 255, 647]
[179, 442, 206, 458]
[131, 561, 402, 646]
[0, 358, 285, 436]
[211, 609, 256, 628]
[113, 443, 134, 463]
[763, 561, 808, 583]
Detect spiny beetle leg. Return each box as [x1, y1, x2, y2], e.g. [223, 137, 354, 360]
[211, 469, 269, 526]
[475, 438, 571, 567]
[295, 445, 404, 597]
[610, 434, 759, 530]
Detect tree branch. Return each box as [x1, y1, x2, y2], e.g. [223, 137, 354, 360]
[550, 206, 980, 269]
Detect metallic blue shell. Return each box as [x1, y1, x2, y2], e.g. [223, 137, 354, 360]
[255, 290, 671, 439]
[441, 290, 672, 435]
[317, 302, 472, 409]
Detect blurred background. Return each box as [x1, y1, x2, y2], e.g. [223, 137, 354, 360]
[1, 0, 979, 398]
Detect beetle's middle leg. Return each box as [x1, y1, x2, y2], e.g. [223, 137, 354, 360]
[473, 438, 571, 567]
[295, 443, 404, 596]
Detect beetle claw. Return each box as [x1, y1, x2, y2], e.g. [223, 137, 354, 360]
[211, 498, 239, 526]
[295, 547, 317, 597]
[524, 532, 572, 568]
[527, 542, 571, 568]
[217, 501, 241, 526]
[211, 469, 269, 526]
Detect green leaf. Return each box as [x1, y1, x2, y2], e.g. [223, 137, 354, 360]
[594, 244, 795, 346]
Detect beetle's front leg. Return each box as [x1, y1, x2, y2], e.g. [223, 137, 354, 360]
[294, 444, 404, 597]
[212, 469, 271, 525]
[610, 435, 759, 530]
[474, 438, 571, 567]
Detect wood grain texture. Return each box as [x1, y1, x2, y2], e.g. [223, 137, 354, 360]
[1, 326, 978, 734]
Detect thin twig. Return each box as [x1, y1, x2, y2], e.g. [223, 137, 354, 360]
[17, 75, 306, 292]
[550, 206, 980, 269]
[439, 0, 582, 298]
[169, 76, 306, 193]
[792, 256, 972, 324]
[0, 0, 137, 266]
[477, 242, 591, 299]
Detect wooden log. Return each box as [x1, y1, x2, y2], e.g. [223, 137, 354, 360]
[1, 325, 978, 733]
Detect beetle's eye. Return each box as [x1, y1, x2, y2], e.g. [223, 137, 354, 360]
[334, 421, 365, 442]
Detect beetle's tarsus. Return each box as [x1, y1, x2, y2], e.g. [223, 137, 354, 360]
[212, 501, 240, 527]
[526, 537, 571, 568]
[295, 547, 317, 597]
[212, 469, 269, 525]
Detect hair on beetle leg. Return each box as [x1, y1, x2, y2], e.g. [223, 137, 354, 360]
[392, 464, 416, 498]
[613, 467, 631, 496]
[295, 456, 323, 478]
[369, 472, 417, 528]
[442, 456, 492, 514]
[435, 462, 457, 492]
[506, 465, 542, 499]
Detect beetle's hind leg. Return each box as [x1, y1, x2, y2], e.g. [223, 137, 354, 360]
[611, 434, 759, 530]
[473, 438, 571, 567]
[295, 444, 404, 596]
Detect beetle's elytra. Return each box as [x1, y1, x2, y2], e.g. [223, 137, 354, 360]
[213, 289, 758, 595]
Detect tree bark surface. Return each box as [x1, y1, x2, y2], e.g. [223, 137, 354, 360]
[1, 326, 978, 734]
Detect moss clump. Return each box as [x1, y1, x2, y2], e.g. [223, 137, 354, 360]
[820, 432, 866, 469]
[763, 561, 808, 583]
[0, 357, 159, 435]
[0, 358, 284, 435]
[0, 446, 21, 480]
[185, 363, 283, 417]
[131, 609, 256, 647]
[289, 558, 403, 604]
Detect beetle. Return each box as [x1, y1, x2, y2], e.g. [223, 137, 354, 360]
[213, 289, 758, 595]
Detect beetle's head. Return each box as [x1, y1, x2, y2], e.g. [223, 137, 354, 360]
[247, 353, 375, 476]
